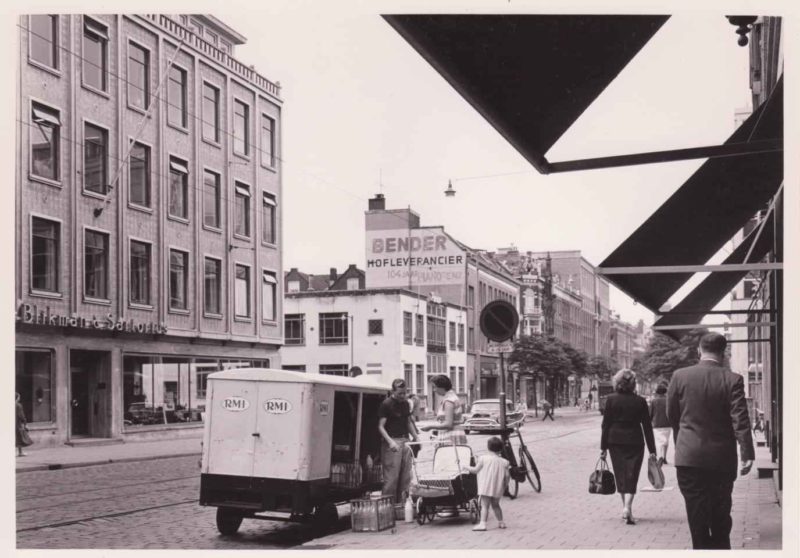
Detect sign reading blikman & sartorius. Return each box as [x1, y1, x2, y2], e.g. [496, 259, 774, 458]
[365, 226, 465, 287]
[16, 302, 168, 334]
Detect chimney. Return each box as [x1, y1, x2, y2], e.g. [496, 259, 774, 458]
[329, 267, 337, 286]
[368, 193, 386, 211]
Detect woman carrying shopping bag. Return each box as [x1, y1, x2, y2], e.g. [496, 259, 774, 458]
[600, 369, 656, 525]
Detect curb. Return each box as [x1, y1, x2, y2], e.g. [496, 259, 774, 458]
[16, 451, 202, 474]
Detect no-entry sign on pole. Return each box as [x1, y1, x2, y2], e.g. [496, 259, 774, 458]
[479, 300, 519, 342]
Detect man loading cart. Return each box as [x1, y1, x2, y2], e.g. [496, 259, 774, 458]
[378, 379, 419, 503]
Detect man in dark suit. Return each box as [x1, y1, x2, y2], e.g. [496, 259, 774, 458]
[667, 332, 755, 549]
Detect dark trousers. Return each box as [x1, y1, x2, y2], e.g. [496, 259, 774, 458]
[542, 409, 554, 421]
[676, 466, 737, 549]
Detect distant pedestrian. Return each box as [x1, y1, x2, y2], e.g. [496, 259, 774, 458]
[649, 382, 671, 465]
[588, 391, 594, 409]
[378, 379, 418, 503]
[541, 399, 554, 421]
[462, 436, 509, 531]
[16, 392, 32, 457]
[667, 333, 754, 549]
[600, 369, 656, 525]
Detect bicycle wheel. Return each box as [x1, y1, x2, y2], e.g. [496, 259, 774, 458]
[519, 446, 542, 492]
[505, 476, 519, 499]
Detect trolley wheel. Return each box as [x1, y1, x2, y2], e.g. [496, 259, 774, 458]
[519, 446, 542, 492]
[505, 476, 519, 500]
[312, 502, 338, 536]
[416, 499, 427, 525]
[469, 499, 481, 524]
[216, 507, 244, 536]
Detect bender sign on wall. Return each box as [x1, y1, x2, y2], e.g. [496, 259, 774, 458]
[365, 227, 465, 288]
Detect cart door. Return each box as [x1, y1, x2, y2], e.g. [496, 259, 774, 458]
[252, 381, 305, 479]
[207, 379, 258, 477]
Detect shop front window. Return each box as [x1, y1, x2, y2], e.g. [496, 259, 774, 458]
[123, 355, 269, 429]
[15, 350, 54, 423]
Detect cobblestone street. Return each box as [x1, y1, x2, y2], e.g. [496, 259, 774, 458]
[15, 409, 781, 550]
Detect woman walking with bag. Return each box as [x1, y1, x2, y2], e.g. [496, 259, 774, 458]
[600, 369, 656, 525]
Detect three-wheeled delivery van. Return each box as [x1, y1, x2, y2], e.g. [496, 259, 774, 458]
[199, 368, 390, 535]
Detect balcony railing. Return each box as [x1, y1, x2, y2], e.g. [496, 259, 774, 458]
[141, 14, 281, 99]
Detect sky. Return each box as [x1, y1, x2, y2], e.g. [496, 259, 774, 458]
[216, 6, 753, 327]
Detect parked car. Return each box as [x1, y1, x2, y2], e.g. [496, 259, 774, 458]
[462, 399, 524, 434]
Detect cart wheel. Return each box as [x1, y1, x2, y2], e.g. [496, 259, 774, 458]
[312, 502, 338, 536]
[469, 500, 480, 524]
[216, 507, 243, 536]
[425, 507, 437, 522]
[464, 429, 471, 435]
[416, 499, 427, 525]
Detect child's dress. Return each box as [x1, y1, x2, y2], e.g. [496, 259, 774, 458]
[474, 453, 510, 498]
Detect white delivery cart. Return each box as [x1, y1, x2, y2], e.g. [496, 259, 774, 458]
[199, 368, 390, 535]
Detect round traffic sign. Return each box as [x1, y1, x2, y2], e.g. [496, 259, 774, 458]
[479, 300, 519, 342]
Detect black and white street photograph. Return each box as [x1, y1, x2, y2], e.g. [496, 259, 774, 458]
[6, 1, 796, 554]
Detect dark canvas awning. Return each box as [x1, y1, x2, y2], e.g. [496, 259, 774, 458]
[383, 14, 669, 173]
[652, 205, 777, 336]
[598, 76, 783, 312]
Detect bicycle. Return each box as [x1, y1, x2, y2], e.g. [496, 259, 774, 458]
[499, 425, 541, 498]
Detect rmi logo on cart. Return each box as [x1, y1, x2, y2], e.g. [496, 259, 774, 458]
[221, 397, 250, 411]
[264, 399, 292, 414]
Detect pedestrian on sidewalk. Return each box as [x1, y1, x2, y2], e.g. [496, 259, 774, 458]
[16, 392, 32, 457]
[462, 436, 510, 531]
[667, 332, 754, 550]
[419, 375, 467, 446]
[649, 382, 671, 465]
[378, 379, 418, 503]
[600, 369, 656, 525]
[541, 399, 554, 421]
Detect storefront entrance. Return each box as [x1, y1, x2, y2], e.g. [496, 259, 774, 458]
[69, 350, 111, 438]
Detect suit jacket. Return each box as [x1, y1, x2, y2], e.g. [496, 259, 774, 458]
[649, 395, 669, 428]
[601, 392, 656, 453]
[667, 359, 755, 472]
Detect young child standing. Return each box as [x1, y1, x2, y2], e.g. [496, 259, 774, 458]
[462, 436, 510, 531]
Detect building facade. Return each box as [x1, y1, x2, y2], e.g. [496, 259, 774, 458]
[16, 14, 283, 446]
[281, 283, 467, 416]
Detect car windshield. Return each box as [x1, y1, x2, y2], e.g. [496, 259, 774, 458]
[470, 402, 515, 413]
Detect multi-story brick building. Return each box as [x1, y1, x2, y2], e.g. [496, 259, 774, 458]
[15, 14, 283, 446]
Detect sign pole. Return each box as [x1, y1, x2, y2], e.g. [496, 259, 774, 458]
[499, 351, 507, 431]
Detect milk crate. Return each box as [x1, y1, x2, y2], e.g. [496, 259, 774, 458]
[350, 496, 395, 532]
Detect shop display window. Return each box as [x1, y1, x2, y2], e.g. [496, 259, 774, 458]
[15, 349, 54, 423]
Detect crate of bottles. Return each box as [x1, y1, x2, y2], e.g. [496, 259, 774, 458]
[350, 496, 395, 532]
[364, 463, 383, 484]
[330, 462, 363, 488]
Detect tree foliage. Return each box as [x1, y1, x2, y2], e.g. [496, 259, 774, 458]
[556, 341, 589, 377]
[509, 335, 571, 379]
[586, 355, 619, 380]
[639, 328, 708, 383]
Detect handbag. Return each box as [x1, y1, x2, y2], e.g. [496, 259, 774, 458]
[588, 455, 616, 495]
[647, 454, 665, 490]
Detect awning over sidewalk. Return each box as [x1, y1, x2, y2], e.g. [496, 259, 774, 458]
[598, 77, 783, 312]
[383, 14, 668, 173]
[652, 207, 777, 337]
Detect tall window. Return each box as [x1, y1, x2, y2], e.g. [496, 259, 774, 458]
[83, 18, 107, 92]
[233, 99, 249, 155]
[234, 264, 251, 318]
[29, 15, 58, 69]
[449, 321, 456, 350]
[403, 311, 413, 345]
[319, 313, 348, 345]
[168, 65, 187, 127]
[415, 364, 424, 395]
[260, 113, 275, 167]
[404, 364, 413, 391]
[204, 257, 221, 315]
[415, 313, 424, 346]
[168, 157, 188, 219]
[234, 182, 250, 237]
[31, 104, 60, 181]
[468, 327, 475, 351]
[458, 367, 465, 393]
[457, 323, 465, 350]
[202, 82, 219, 142]
[31, 217, 59, 293]
[129, 240, 151, 305]
[262, 271, 277, 321]
[203, 169, 220, 228]
[262, 192, 276, 244]
[129, 142, 150, 207]
[127, 42, 149, 109]
[15, 350, 54, 423]
[169, 250, 188, 310]
[346, 277, 359, 290]
[468, 286, 475, 307]
[83, 123, 108, 194]
[84, 229, 108, 299]
[285, 314, 305, 345]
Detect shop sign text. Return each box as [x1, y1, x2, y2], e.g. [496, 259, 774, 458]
[16, 303, 168, 334]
